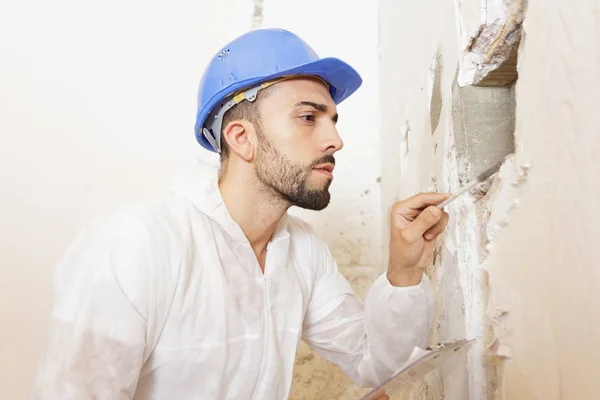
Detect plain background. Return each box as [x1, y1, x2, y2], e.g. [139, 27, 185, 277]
[0, 0, 382, 397]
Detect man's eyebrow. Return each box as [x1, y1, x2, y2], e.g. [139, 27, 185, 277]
[294, 101, 327, 112]
[293, 101, 339, 123]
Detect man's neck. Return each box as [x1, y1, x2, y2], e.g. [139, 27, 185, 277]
[218, 165, 289, 259]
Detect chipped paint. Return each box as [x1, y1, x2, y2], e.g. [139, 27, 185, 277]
[482, 155, 530, 251]
[379, 0, 525, 398]
[458, 0, 525, 87]
[427, 46, 444, 134]
[398, 117, 410, 179]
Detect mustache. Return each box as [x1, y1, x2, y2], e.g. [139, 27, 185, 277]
[308, 155, 336, 169]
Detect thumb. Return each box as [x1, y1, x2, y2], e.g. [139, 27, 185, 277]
[402, 206, 442, 243]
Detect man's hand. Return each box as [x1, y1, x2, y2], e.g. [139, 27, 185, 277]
[387, 192, 450, 287]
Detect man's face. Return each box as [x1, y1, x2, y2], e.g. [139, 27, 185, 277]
[253, 78, 343, 210]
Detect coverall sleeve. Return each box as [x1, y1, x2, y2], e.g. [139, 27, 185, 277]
[31, 212, 153, 399]
[301, 237, 434, 388]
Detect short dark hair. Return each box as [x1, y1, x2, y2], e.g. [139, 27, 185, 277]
[220, 85, 275, 160]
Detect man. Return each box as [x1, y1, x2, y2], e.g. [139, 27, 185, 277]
[32, 28, 449, 399]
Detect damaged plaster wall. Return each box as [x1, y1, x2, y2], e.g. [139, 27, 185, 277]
[381, 0, 600, 399]
[379, 0, 525, 399]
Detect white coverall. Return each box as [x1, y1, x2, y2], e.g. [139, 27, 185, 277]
[32, 161, 434, 399]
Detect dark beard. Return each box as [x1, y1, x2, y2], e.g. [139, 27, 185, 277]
[255, 130, 334, 211]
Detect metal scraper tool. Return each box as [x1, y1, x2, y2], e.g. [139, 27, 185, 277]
[436, 161, 502, 209]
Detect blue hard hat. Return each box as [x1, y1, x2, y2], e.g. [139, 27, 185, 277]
[194, 28, 363, 153]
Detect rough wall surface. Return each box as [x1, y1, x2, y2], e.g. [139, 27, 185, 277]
[380, 0, 599, 399]
[379, 3, 484, 399]
[380, 2, 499, 398]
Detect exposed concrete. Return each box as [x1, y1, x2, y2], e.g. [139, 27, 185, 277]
[379, 0, 520, 398]
[381, 0, 600, 399]
[451, 76, 516, 182]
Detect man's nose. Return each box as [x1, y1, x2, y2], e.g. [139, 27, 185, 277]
[319, 122, 344, 154]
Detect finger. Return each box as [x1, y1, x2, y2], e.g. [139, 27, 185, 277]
[398, 192, 451, 211]
[402, 206, 443, 243]
[424, 211, 449, 240]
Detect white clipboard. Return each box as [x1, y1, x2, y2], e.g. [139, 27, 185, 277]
[360, 338, 476, 400]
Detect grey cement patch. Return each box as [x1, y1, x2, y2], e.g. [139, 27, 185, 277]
[451, 75, 516, 183]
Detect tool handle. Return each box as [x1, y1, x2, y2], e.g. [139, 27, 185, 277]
[436, 179, 481, 209]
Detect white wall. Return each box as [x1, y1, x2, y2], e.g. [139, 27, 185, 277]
[485, 1, 600, 398]
[0, 1, 381, 398]
[379, 0, 600, 399]
[263, 0, 382, 269]
[378, 1, 488, 398]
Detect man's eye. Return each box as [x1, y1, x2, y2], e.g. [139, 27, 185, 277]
[300, 115, 315, 122]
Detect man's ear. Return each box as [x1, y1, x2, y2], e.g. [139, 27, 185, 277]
[222, 120, 257, 162]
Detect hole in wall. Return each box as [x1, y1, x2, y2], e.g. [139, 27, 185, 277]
[451, 72, 517, 190]
[452, 83, 518, 204]
[451, 0, 527, 193]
